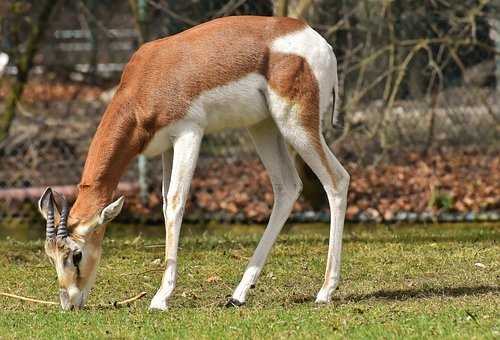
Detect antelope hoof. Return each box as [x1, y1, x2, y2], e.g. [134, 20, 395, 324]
[149, 295, 168, 311]
[315, 289, 333, 304]
[225, 297, 245, 308]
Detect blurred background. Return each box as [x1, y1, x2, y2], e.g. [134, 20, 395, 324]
[0, 0, 498, 231]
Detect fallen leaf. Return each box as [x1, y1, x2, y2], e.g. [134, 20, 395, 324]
[206, 276, 220, 283]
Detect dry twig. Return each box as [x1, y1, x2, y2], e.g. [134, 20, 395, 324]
[119, 268, 164, 277]
[0, 292, 58, 305]
[1, 291, 147, 308]
[112, 291, 147, 307]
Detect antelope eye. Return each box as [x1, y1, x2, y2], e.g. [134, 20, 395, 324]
[72, 251, 82, 265]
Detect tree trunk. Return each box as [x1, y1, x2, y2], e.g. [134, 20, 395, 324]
[128, 0, 150, 204]
[0, 0, 59, 143]
[274, 0, 289, 16]
[129, 0, 149, 44]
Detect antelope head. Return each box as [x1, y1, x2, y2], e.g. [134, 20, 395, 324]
[38, 188, 124, 310]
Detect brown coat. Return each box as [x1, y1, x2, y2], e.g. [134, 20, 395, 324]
[70, 16, 323, 222]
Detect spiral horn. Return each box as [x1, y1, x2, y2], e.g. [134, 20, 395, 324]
[56, 195, 69, 239]
[46, 194, 56, 240]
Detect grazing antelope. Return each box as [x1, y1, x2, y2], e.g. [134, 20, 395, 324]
[38, 16, 349, 311]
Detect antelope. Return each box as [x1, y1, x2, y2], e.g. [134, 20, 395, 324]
[37, 16, 349, 311]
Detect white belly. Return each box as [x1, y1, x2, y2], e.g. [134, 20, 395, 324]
[188, 72, 269, 133]
[142, 72, 269, 157]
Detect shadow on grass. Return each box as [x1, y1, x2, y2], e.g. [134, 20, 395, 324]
[337, 285, 500, 303]
[16, 285, 496, 311]
[344, 234, 499, 245]
[289, 285, 500, 305]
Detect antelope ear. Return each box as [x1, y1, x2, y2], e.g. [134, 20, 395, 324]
[38, 187, 61, 221]
[98, 196, 125, 225]
[74, 196, 124, 236]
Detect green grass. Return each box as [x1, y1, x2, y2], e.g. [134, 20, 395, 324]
[0, 223, 499, 339]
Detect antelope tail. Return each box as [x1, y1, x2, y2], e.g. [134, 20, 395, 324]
[331, 66, 343, 131]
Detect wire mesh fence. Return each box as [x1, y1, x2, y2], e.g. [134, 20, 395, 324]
[0, 0, 499, 225]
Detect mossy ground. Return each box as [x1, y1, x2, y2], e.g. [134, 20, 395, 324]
[0, 223, 498, 339]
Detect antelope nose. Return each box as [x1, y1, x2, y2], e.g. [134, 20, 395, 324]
[67, 285, 79, 299]
[67, 286, 82, 306]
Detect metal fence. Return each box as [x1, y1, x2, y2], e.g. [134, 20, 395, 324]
[1, 0, 499, 225]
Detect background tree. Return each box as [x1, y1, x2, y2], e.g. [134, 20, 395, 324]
[0, 0, 60, 143]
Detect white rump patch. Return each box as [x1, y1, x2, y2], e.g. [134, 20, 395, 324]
[271, 27, 337, 117]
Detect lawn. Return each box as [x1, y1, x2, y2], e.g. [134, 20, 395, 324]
[0, 223, 498, 339]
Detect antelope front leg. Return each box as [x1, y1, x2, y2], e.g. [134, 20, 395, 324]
[149, 126, 203, 310]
